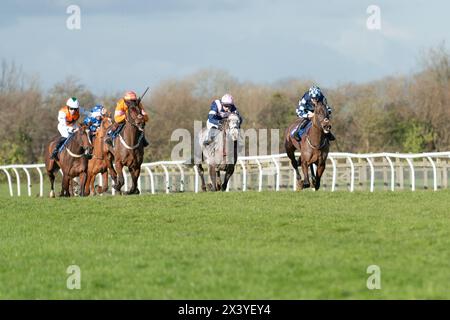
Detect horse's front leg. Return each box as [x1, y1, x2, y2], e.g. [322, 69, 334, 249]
[221, 165, 235, 191]
[209, 164, 217, 191]
[127, 166, 141, 195]
[301, 156, 311, 189]
[197, 164, 207, 192]
[310, 164, 317, 188]
[98, 170, 109, 194]
[84, 169, 93, 196]
[47, 170, 56, 198]
[62, 174, 71, 197]
[314, 162, 326, 191]
[114, 162, 124, 193]
[216, 170, 222, 191]
[79, 171, 87, 197]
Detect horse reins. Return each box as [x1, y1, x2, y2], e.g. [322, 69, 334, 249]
[64, 132, 91, 158]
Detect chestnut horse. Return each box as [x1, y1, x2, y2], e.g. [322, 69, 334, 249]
[196, 113, 241, 191]
[45, 125, 93, 197]
[285, 101, 331, 190]
[85, 117, 113, 196]
[106, 102, 145, 195]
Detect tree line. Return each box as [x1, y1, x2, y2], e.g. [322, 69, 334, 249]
[0, 44, 448, 164]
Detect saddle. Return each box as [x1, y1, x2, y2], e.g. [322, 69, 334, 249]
[291, 120, 312, 140]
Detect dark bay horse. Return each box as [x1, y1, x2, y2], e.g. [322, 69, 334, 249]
[196, 113, 241, 191]
[285, 101, 331, 190]
[45, 125, 93, 197]
[106, 103, 145, 195]
[85, 117, 113, 196]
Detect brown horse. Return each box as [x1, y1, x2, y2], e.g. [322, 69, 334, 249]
[45, 125, 93, 197]
[85, 117, 113, 196]
[106, 102, 145, 195]
[285, 101, 331, 190]
[196, 113, 241, 191]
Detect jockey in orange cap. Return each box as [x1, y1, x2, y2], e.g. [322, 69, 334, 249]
[105, 91, 149, 147]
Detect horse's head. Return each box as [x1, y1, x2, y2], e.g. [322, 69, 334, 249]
[126, 100, 145, 132]
[226, 113, 241, 141]
[313, 102, 331, 134]
[72, 125, 93, 159]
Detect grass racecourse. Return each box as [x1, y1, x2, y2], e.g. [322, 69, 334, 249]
[0, 190, 449, 299]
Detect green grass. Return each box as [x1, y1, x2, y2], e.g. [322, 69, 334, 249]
[0, 191, 449, 299]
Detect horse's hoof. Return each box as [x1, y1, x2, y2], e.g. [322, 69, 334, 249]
[126, 189, 140, 195]
[303, 183, 310, 189]
[49, 190, 55, 198]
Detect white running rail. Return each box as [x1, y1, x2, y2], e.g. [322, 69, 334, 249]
[1, 152, 449, 196]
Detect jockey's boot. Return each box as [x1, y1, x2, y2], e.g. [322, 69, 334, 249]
[105, 123, 120, 147]
[326, 131, 336, 141]
[50, 137, 66, 160]
[143, 136, 149, 147]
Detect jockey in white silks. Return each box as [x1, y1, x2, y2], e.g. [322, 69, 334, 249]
[50, 97, 88, 160]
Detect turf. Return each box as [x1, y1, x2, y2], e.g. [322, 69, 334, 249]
[0, 191, 449, 299]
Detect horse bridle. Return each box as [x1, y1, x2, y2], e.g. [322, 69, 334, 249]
[126, 104, 145, 132]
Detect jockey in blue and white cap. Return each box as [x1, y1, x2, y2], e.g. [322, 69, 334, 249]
[294, 86, 335, 141]
[204, 93, 242, 145]
[83, 104, 107, 138]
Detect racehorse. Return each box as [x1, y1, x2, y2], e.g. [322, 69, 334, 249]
[284, 101, 331, 190]
[196, 113, 241, 192]
[45, 125, 93, 197]
[106, 102, 145, 195]
[85, 117, 113, 196]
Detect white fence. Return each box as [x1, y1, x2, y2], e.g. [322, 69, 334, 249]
[1, 152, 450, 197]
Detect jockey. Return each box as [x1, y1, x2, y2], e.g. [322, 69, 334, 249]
[294, 86, 335, 141]
[204, 93, 242, 145]
[105, 91, 149, 147]
[83, 104, 107, 139]
[50, 97, 87, 160]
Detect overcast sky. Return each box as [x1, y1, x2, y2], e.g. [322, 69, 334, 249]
[0, 0, 448, 94]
